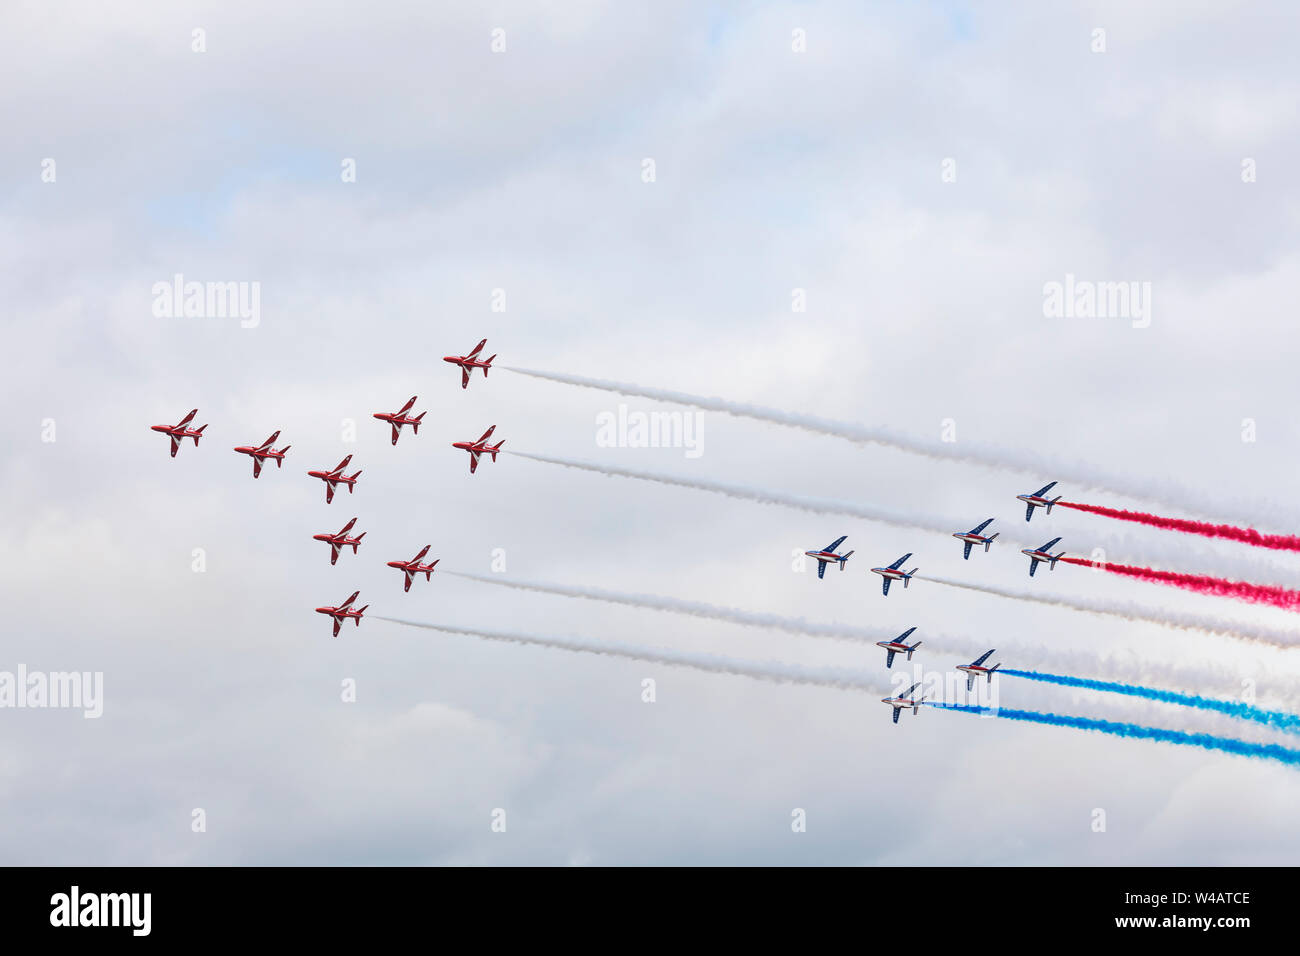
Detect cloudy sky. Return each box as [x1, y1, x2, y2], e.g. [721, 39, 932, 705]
[4, 0, 1300, 864]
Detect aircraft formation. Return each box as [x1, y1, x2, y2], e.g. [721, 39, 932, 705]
[870, 615, 998, 723]
[877, 645, 1001, 723]
[150, 339, 499, 637]
[154, 345, 1062, 707]
[805, 479, 1077, 723]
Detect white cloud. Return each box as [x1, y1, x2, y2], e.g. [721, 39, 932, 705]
[4, 0, 1300, 864]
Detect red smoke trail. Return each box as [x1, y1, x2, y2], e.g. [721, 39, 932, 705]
[1058, 501, 1300, 553]
[1059, 556, 1300, 612]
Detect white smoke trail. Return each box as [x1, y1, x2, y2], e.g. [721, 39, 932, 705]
[923, 573, 1300, 649]
[443, 570, 1292, 705]
[443, 569, 897, 645]
[377, 617, 1296, 735]
[374, 616, 881, 693]
[507, 449, 961, 533]
[506, 366, 1285, 527]
[508, 450, 1297, 586]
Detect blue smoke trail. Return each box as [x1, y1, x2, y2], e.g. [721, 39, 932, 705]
[1001, 669, 1300, 735]
[928, 703, 1300, 768]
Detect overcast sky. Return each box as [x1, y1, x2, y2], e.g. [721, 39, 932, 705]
[4, 0, 1300, 865]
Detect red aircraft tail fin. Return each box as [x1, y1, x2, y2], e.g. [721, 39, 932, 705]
[192, 424, 207, 444]
[349, 470, 362, 486]
[483, 355, 496, 375]
[490, 440, 504, 461]
[355, 606, 368, 620]
[352, 532, 365, 551]
[277, 447, 289, 466]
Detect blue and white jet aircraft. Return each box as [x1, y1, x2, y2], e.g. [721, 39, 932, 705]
[952, 518, 999, 559]
[1022, 537, 1066, 576]
[871, 553, 918, 596]
[804, 535, 855, 579]
[957, 649, 1001, 690]
[1017, 481, 1063, 522]
[881, 682, 928, 724]
[876, 627, 922, 668]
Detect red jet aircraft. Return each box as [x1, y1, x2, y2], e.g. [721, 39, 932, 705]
[151, 408, 207, 457]
[373, 396, 427, 445]
[307, 455, 362, 503]
[387, 545, 439, 592]
[452, 426, 504, 474]
[443, 338, 496, 389]
[233, 430, 290, 477]
[313, 517, 366, 565]
[316, 590, 368, 637]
